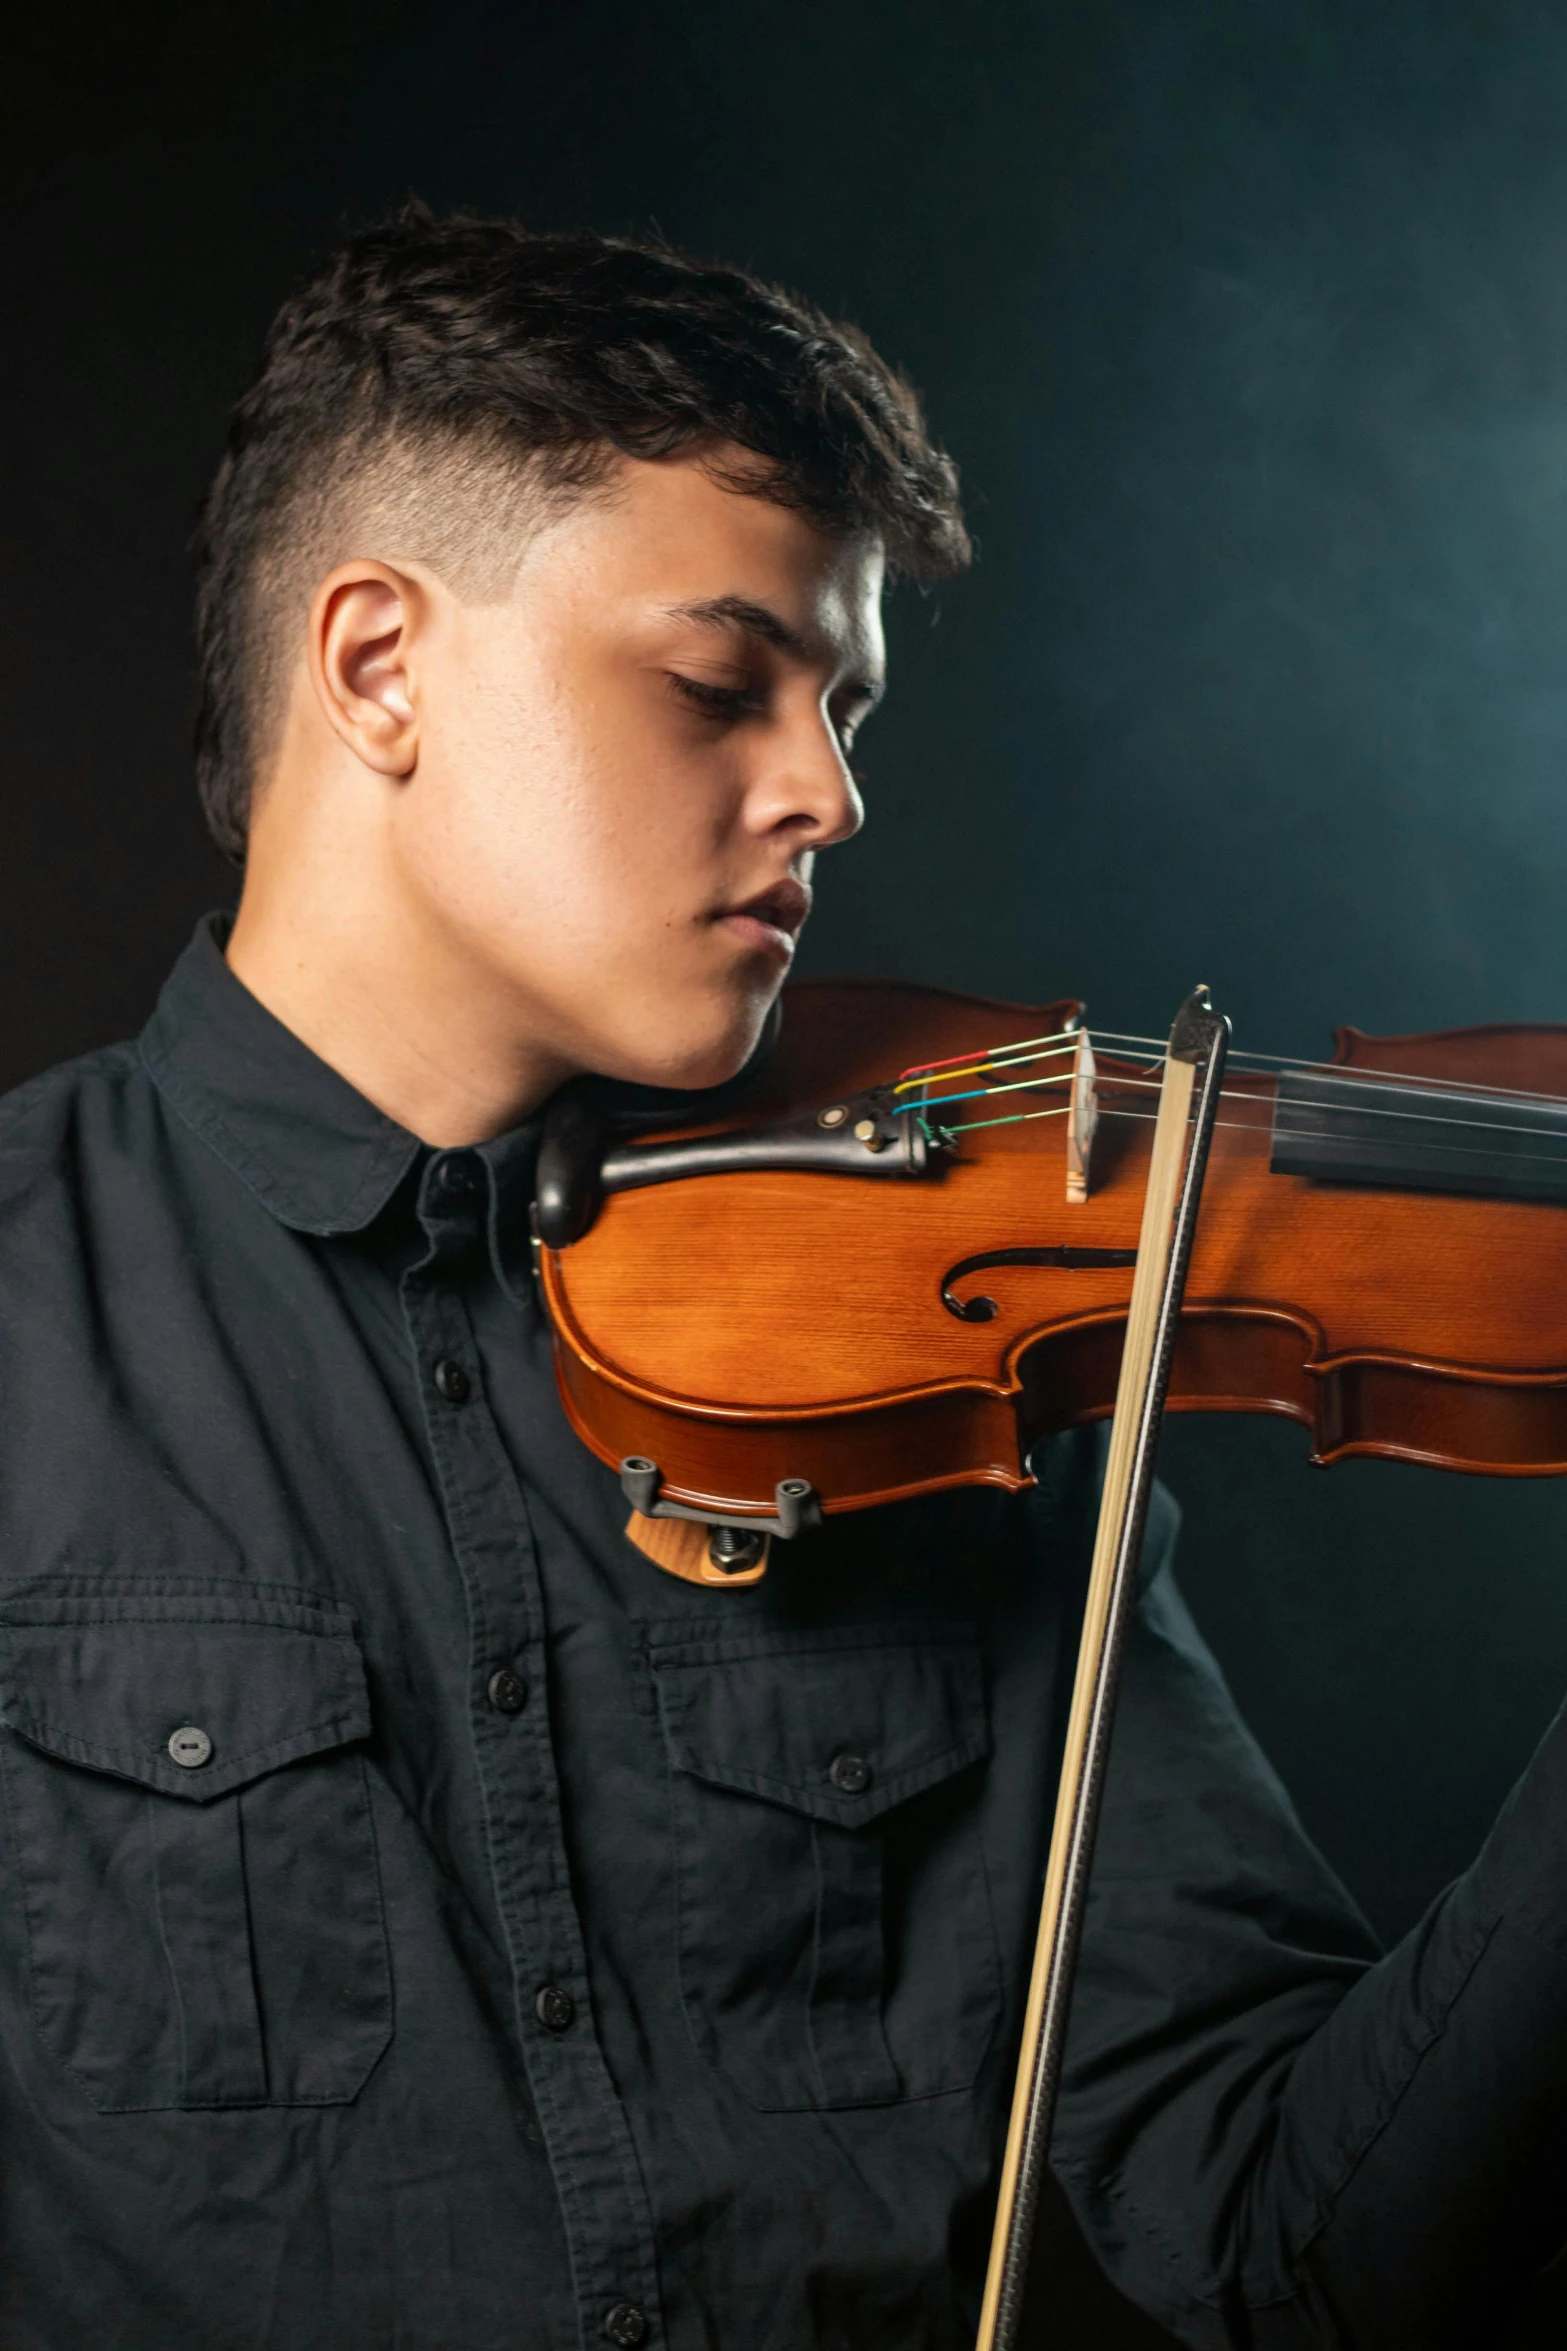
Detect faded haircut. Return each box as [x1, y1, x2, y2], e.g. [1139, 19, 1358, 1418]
[190, 202, 972, 860]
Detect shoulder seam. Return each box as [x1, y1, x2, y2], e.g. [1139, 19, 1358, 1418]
[0, 1042, 143, 1144]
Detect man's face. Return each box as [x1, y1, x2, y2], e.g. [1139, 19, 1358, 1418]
[397, 452, 883, 1092]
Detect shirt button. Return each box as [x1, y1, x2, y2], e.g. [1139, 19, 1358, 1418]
[829, 1752, 871, 1794]
[603, 2304, 649, 2347]
[167, 1725, 213, 1769]
[535, 1983, 575, 2033]
[433, 1151, 480, 1199]
[433, 1357, 471, 1404]
[487, 1666, 527, 1716]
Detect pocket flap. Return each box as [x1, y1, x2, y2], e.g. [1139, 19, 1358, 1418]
[0, 1584, 371, 1803]
[647, 1623, 989, 1828]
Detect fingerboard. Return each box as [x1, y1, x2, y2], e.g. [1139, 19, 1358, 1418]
[1271, 1069, 1567, 1203]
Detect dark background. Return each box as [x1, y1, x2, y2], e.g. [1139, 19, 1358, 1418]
[6, 0, 1567, 2339]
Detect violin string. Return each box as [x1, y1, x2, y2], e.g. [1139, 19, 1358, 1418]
[893, 1034, 1080, 1095]
[896, 1025, 1081, 1079]
[1115, 1102, 1567, 1169]
[935, 1102, 1072, 1134]
[895, 1044, 1567, 1152]
[933, 1098, 1567, 1175]
[910, 1031, 1567, 1117]
[901, 1023, 1567, 1121]
[934, 1092, 1567, 1172]
[1057, 1070, 1567, 1148]
[906, 1063, 1567, 1148]
[1088, 1028, 1567, 1111]
[908, 1065, 1094, 1116]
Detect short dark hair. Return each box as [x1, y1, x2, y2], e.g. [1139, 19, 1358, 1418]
[191, 202, 971, 860]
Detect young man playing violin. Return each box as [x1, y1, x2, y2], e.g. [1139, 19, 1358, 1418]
[1, 205, 1564, 2351]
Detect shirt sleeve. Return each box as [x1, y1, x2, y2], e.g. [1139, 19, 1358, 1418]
[1049, 1485, 1567, 2349]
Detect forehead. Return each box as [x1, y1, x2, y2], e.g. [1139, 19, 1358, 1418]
[520, 450, 886, 667]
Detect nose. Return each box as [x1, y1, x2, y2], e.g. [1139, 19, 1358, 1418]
[752, 709, 864, 850]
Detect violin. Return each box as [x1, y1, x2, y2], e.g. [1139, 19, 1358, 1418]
[535, 974, 1567, 2351]
[534, 975, 1567, 1553]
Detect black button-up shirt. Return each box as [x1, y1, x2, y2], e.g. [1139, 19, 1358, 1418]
[3, 916, 1567, 2351]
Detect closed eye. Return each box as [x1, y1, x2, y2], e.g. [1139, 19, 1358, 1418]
[667, 672, 759, 720]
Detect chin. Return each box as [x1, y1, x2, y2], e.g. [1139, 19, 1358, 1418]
[598, 992, 774, 1095]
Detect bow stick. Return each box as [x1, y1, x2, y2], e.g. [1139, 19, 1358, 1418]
[977, 984, 1230, 2351]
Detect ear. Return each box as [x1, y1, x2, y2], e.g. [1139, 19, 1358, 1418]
[307, 560, 428, 777]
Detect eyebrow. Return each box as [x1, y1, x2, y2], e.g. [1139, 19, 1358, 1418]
[659, 595, 885, 705]
[660, 595, 886, 712]
[660, 593, 816, 662]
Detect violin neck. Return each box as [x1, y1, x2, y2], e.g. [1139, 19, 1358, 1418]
[1272, 1069, 1567, 1205]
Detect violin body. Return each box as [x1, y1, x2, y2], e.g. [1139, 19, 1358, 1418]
[540, 981, 1567, 1526]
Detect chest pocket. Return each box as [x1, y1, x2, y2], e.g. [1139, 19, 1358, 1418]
[0, 1582, 391, 2114]
[648, 1622, 1000, 2112]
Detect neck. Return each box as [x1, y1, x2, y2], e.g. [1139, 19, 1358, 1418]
[227, 832, 575, 1149]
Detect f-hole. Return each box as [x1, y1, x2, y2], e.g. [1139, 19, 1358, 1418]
[940, 1245, 1138, 1323]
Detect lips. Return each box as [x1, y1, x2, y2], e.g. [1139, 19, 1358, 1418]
[723, 878, 813, 940]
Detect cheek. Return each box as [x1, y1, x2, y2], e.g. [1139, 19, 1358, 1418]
[403, 661, 726, 952]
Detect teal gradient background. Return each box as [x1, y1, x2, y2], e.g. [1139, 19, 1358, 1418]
[5, 4, 1566, 2334]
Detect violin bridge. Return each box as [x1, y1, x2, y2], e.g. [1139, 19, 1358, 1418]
[1066, 1025, 1099, 1204]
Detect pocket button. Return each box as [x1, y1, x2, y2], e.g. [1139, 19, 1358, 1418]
[828, 1751, 871, 1794]
[487, 1666, 527, 1715]
[535, 1983, 575, 2033]
[167, 1724, 214, 1769]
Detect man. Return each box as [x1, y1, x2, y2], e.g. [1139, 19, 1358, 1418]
[1, 203, 1564, 2351]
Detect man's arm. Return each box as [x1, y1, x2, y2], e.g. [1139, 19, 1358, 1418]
[1052, 1503, 1567, 2349]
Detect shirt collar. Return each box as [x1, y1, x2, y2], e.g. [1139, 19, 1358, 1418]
[141, 913, 539, 1244]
